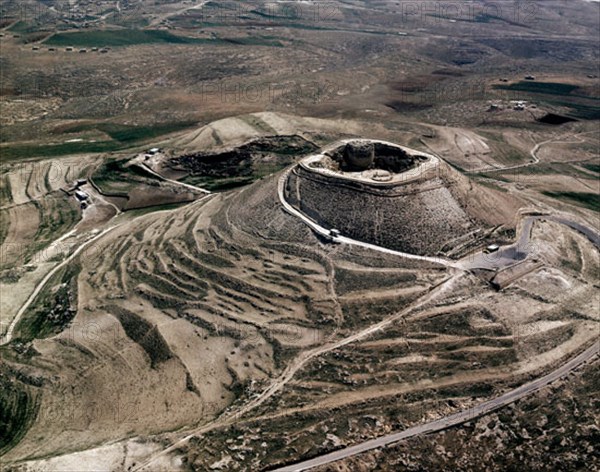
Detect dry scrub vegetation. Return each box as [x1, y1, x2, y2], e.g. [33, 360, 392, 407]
[1, 0, 598, 469]
[3, 164, 597, 470]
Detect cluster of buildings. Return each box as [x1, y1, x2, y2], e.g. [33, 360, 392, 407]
[33, 46, 110, 53]
[488, 100, 533, 112]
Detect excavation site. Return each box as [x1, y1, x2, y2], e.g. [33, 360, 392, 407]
[1, 1, 598, 470]
[286, 139, 521, 256]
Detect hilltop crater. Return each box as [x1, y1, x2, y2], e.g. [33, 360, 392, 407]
[286, 139, 522, 256]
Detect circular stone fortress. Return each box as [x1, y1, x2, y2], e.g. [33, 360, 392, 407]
[285, 139, 521, 256]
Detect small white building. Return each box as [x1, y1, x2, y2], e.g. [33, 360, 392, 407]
[75, 190, 89, 201]
[512, 100, 527, 110]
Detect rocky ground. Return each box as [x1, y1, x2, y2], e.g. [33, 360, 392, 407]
[0, 1, 598, 469]
[315, 358, 599, 472]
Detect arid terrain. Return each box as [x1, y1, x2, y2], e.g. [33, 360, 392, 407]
[0, 1, 598, 471]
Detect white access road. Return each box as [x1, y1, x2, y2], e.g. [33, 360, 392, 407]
[270, 340, 599, 472]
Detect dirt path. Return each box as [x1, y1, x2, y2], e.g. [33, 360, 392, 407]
[1, 226, 118, 345]
[140, 163, 211, 194]
[470, 130, 596, 174]
[148, 0, 209, 27]
[1, 187, 215, 345]
[132, 273, 463, 471]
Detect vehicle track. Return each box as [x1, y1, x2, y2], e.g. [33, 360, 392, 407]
[469, 130, 596, 174]
[1, 226, 118, 345]
[132, 273, 463, 471]
[270, 340, 599, 471]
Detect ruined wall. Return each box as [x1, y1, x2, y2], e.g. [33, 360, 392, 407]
[328, 142, 417, 173]
[292, 161, 521, 256]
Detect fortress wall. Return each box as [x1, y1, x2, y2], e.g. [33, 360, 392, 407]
[291, 143, 522, 256]
[295, 166, 475, 255]
[295, 164, 445, 197]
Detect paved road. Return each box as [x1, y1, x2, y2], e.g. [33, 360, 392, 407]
[270, 340, 600, 472]
[281, 160, 525, 273]
[549, 216, 600, 249]
[459, 217, 535, 270]
[460, 215, 600, 270]
[274, 164, 600, 472]
[132, 272, 463, 472]
[279, 164, 600, 273]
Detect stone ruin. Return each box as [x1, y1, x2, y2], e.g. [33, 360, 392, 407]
[328, 141, 423, 173]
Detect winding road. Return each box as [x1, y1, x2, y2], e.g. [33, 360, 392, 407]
[123, 157, 600, 472]
[280, 166, 530, 272]
[272, 157, 600, 471]
[8, 140, 598, 469]
[277, 167, 460, 269]
[270, 340, 599, 472]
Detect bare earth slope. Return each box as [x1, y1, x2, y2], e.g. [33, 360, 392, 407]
[2, 173, 340, 461]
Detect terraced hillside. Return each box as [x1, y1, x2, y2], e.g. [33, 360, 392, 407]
[1, 0, 599, 467]
[0, 156, 95, 267]
[1, 174, 335, 460]
[3, 164, 598, 470]
[171, 215, 599, 472]
[0, 156, 95, 340]
[1, 111, 598, 472]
